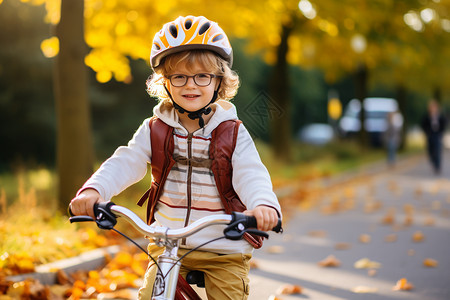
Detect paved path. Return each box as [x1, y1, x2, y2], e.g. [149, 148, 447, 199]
[249, 151, 450, 300]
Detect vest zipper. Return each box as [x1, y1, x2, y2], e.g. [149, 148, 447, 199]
[182, 132, 194, 245]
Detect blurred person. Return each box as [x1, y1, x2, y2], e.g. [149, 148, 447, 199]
[383, 111, 403, 167]
[69, 16, 281, 300]
[421, 99, 447, 174]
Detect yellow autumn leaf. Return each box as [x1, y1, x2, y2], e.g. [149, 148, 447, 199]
[423, 258, 438, 267]
[335, 242, 351, 250]
[276, 284, 302, 295]
[318, 255, 341, 267]
[381, 208, 396, 225]
[354, 258, 381, 269]
[359, 234, 371, 243]
[412, 231, 425, 242]
[393, 278, 414, 291]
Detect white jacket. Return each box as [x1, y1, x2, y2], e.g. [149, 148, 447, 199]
[81, 100, 281, 254]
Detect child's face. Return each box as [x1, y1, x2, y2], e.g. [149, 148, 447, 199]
[165, 61, 220, 113]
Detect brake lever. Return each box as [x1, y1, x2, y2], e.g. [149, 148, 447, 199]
[68, 202, 118, 230]
[223, 219, 269, 240]
[94, 202, 117, 230]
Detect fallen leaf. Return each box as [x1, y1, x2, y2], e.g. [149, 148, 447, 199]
[56, 269, 71, 285]
[393, 278, 414, 291]
[0, 276, 13, 295]
[49, 284, 71, 298]
[318, 255, 341, 267]
[381, 208, 396, 225]
[423, 258, 438, 268]
[268, 295, 282, 300]
[368, 269, 377, 277]
[412, 231, 425, 242]
[335, 242, 351, 250]
[359, 234, 371, 244]
[352, 286, 378, 293]
[354, 258, 381, 269]
[276, 284, 302, 295]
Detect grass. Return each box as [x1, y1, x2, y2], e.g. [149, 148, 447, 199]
[0, 138, 423, 275]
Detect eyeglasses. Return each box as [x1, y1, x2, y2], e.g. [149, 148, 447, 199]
[167, 73, 222, 87]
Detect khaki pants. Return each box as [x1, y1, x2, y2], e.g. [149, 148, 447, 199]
[138, 244, 252, 300]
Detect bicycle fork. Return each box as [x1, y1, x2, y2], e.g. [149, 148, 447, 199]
[152, 244, 181, 300]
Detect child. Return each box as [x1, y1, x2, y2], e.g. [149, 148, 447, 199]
[70, 16, 281, 299]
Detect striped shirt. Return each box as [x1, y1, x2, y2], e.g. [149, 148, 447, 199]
[80, 100, 280, 254]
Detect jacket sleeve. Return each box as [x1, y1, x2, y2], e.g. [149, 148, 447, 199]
[231, 123, 282, 217]
[78, 118, 152, 201]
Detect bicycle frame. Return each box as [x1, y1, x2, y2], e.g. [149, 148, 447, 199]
[111, 205, 233, 300]
[70, 203, 281, 300]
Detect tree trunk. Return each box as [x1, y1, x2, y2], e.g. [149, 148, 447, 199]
[354, 63, 369, 148]
[269, 21, 294, 161]
[54, 0, 93, 212]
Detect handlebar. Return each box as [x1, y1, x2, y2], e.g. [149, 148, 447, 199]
[69, 202, 282, 241]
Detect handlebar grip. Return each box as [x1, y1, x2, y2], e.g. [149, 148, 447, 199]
[69, 216, 95, 223]
[245, 215, 283, 233]
[232, 212, 283, 233]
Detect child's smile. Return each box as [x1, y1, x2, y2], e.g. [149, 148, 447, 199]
[166, 63, 219, 113]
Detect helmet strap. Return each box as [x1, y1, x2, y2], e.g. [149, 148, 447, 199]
[163, 79, 222, 128]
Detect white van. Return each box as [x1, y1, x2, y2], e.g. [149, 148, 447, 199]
[339, 97, 403, 146]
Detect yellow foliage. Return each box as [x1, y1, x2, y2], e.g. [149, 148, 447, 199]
[21, 0, 450, 90]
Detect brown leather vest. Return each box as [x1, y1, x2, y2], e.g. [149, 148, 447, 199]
[137, 116, 263, 248]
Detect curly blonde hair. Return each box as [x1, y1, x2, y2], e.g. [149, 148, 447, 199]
[146, 50, 240, 104]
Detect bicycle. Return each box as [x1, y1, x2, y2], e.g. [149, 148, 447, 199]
[69, 202, 282, 300]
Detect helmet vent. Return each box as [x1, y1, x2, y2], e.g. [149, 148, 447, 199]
[212, 34, 224, 42]
[153, 43, 161, 50]
[185, 19, 192, 29]
[169, 24, 178, 38]
[199, 22, 211, 35]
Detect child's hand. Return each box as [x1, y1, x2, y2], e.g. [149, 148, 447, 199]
[69, 189, 106, 219]
[244, 206, 279, 232]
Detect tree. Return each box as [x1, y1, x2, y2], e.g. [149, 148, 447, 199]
[46, 0, 94, 210]
[26, 0, 450, 163]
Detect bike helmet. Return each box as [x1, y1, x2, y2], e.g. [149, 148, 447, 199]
[150, 16, 233, 69]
